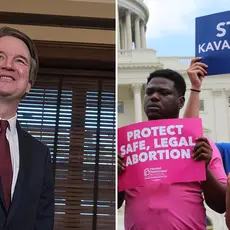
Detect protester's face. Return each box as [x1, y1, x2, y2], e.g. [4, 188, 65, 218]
[143, 77, 185, 120]
[0, 36, 31, 100]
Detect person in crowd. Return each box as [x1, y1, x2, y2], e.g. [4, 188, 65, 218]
[118, 57, 227, 230]
[0, 26, 54, 230]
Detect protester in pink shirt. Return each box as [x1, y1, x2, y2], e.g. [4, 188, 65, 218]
[118, 59, 227, 230]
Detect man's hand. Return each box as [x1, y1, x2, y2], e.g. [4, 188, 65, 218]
[118, 154, 125, 175]
[192, 137, 212, 166]
[187, 57, 208, 90]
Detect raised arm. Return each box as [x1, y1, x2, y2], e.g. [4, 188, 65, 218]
[183, 57, 208, 118]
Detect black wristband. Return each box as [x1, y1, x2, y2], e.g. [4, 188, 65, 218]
[190, 88, 201, 93]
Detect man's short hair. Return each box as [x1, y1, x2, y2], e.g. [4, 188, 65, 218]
[0, 26, 39, 86]
[147, 69, 186, 96]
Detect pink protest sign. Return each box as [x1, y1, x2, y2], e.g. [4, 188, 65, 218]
[118, 118, 206, 191]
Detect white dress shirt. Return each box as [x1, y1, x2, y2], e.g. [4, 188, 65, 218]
[1, 115, 19, 200]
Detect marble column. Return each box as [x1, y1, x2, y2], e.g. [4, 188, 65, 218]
[119, 23, 122, 49]
[134, 16, 141, 49]
[212, 89, 229, 141]
[140, 20, 146, 48]
[121, 18, 126, 49]
[125, 10, 132, 50]
[143, 27, 147, 48]
[132, 84, 143, 122]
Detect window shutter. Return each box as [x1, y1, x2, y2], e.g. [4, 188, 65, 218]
[17, 73, 115, 230]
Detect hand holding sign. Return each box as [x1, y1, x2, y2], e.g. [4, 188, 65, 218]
[118, 154, 125, 175]
[193, 137, 212, 165]
[187, 57, 208, 89]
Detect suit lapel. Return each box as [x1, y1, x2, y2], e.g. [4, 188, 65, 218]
[6, 121, 29, 224]
[0, 178, 7, 214]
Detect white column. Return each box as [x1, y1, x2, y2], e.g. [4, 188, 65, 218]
[134, 16, 141, 49]
[125, 10, 132, 50]
[132, 84, 143, 123]
[119, 23, 123, 49]
[212, 89, 229, 141]
[144, 28, 147, 48]
[140, 20, 146, 48]
[121, 18, 126, 49]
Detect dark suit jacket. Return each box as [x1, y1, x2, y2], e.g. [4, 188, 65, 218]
[0, 121, 54, 230]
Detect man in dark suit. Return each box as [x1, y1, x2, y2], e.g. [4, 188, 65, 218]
[0, 27, 54, 229]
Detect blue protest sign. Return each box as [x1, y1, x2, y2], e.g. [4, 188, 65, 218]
[195, 11, 230, 76]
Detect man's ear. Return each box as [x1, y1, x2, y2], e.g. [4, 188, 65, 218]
[26, 82, 32, 94]
[179, 96, 185, 109]
[21, 82, 31, 99]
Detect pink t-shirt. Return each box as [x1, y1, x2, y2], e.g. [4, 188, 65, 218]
[124, 140, 227, 230]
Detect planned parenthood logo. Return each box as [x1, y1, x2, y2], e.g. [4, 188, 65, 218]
[144, 167, 168, 180]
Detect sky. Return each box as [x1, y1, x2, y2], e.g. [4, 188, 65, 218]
[143, 0, 230, 56]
